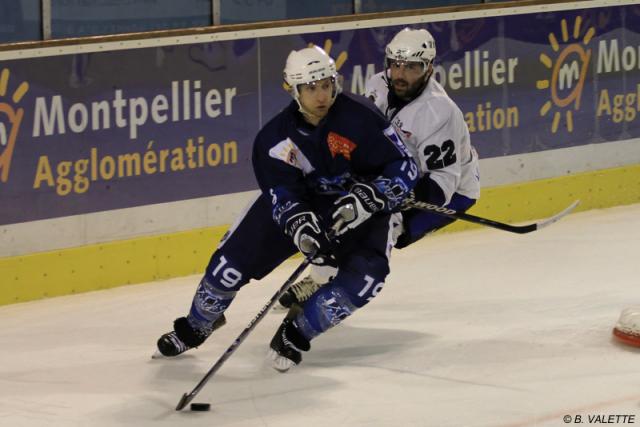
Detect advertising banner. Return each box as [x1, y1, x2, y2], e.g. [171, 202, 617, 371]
[1, 40, 260, 224]
[1, 4, 638, 225]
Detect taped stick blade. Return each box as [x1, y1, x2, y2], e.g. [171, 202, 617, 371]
[536, 200, 580, 230]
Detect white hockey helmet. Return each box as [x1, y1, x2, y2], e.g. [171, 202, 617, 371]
[385, 28, 436, 69]
[283, 46, 341, 101]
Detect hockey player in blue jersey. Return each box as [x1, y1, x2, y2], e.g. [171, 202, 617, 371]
[277, 27, 481, 309]
[155, 45, 418, 372]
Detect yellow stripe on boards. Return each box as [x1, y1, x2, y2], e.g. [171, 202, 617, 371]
[1, 163, 639, 306]
[0, 227, 228, 306]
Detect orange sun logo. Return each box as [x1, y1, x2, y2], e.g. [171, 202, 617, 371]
[537, 17, 595, 133]
[315, 39, 348, 70]
[0, 68, 29, 183]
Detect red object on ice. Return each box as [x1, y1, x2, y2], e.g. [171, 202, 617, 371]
[612, 327, 640, 348]
[612, 307, 640, 348]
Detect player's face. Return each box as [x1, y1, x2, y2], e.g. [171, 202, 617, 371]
[388, 60, 429, 100]
[297, 77, 336, 125]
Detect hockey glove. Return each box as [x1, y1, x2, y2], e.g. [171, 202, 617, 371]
[331, 182, 385, 235]
[284, 211, 332, 264]
[401, 175, 446, 210]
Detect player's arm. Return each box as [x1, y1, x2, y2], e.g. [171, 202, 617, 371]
[331, 123, 418, 235]
[413, 103, 468, 206]
[252, 135, 330, 260]
[364, 71, 388, 108]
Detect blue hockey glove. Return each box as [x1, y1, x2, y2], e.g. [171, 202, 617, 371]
[331, 183, 385, 235]
[284, 211, 332, 264]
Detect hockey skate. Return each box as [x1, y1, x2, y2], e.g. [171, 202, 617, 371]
[274, 275, 323, 310]
[153, 314, 226, 358]
[268, 314, 310, 372]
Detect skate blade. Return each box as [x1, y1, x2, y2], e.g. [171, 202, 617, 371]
[267, 349, 295, 373]
[272, 303, 288, 312]
[151, 350, 170, 359]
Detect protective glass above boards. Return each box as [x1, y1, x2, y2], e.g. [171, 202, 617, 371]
[50, 0, 212, 38]
[220, 0, 353, 25]
[0, 0, 41, 43]
[361, 0, 481, 13]
[1, 0, 498, 43]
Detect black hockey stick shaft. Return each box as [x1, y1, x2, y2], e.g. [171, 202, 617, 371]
[175, 219, 344, 411]
[175, 256, 312, 410]
[406, 199, 580, 234]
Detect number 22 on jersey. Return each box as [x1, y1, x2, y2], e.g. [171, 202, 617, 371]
[423, 140, 456, 170]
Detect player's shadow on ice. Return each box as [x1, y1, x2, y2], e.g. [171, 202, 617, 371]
[107, 326, 429, 423]
[147, 325, 428, 383]
[304, 324, 431, 365]
[111, 355, 346, 424]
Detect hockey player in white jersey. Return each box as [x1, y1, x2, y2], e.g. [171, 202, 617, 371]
[278, 27, 480, 308]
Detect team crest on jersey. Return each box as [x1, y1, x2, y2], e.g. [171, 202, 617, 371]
[269, 138, 314, 174]
[327, 132, 357, 160]
[392, 118, 412, 138]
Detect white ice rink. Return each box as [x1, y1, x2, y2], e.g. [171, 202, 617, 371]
[1, 203, 640, 427]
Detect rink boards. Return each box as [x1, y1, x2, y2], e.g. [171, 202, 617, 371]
[0, 0, 639, 305]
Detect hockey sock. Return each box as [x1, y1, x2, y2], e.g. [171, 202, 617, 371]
[187, 276, 237, 333]
[295, 283, 358, 340]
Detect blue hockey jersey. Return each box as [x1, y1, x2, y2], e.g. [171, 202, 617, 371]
[252, 92, 418, 231]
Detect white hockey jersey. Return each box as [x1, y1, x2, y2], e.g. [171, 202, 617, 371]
[365, 72, 480, 205]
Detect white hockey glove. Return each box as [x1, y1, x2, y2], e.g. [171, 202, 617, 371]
[284, 211, 332, 264]
[331, 183, 385, 236]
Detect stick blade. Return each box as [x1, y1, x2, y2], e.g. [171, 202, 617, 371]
[535, 200, 580, 230]
[175, 393, 192, 411]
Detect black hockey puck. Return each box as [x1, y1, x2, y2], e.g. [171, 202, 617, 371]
[190, 403, 211, 411]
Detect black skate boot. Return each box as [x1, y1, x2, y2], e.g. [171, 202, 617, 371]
[268, 315, 311, 372]
[154, 314, 226, 358]
[276, 275, 323, 310]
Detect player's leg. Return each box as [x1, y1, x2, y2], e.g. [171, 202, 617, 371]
[395, 193, 476, 249]
[156, 194, 296, 357]
[275, 264, 337, 310]
[269, 214, 395, 371]
[276, 193, 475, 311]
[275, 208, 401, 309]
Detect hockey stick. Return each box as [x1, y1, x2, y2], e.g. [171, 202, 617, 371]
[406, 199, 580, 234]
[175, 219, 344, 411]
[175, 255, 312, 410]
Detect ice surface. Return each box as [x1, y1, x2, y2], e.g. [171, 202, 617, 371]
[1, 204, 639, 426]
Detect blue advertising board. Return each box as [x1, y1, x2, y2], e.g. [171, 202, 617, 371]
[1, 4, 639, 225]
